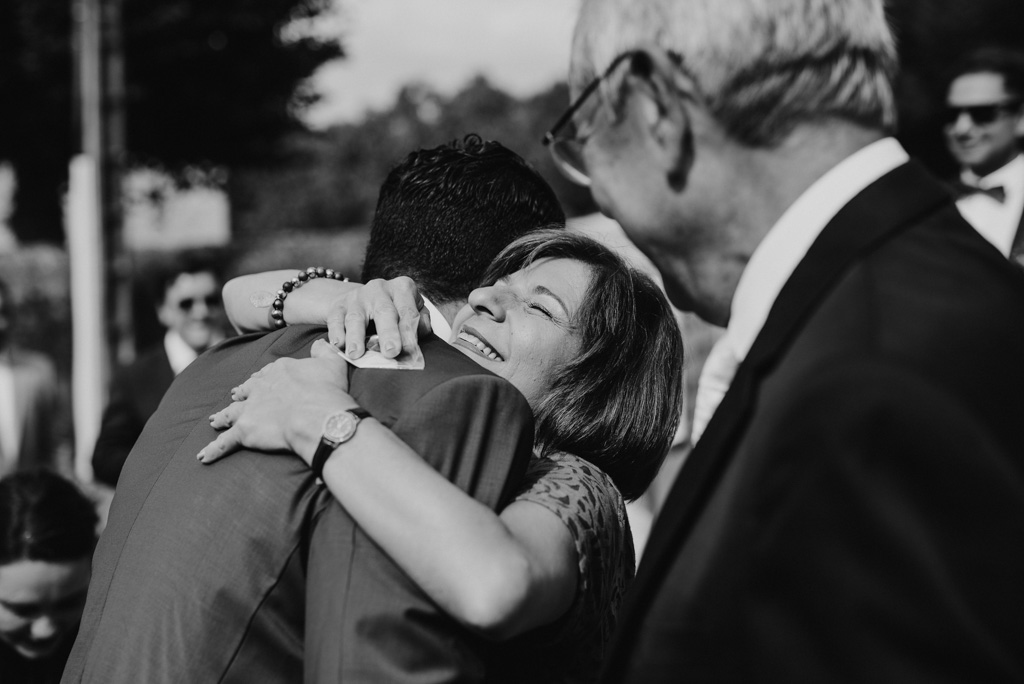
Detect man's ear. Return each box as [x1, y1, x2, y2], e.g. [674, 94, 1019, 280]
[622, 51, 694, 192]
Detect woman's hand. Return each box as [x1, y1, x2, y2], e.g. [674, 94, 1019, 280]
[326, 277, 432, 359]
[198, 339, 357, 465]
[221, 270, 362, 334]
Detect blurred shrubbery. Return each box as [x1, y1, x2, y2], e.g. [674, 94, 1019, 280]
[230, 78, 596, 242]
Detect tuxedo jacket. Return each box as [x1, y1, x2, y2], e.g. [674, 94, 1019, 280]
[947, 176, 1024, 261]
[62, 326, 534, 684]
[603, 162, 1024, 682]
[1, 349, 59, 474]
[91, 346, 175, 487]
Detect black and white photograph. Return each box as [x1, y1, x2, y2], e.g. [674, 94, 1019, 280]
[1, 0, 1023, 681]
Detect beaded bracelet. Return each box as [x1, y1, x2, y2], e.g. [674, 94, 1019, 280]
[271, 266, 348, 329]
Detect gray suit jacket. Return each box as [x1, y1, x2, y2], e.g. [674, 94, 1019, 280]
[63, 325, 533, 683]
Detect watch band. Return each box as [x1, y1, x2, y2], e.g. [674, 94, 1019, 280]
[311, 407, 371, 481]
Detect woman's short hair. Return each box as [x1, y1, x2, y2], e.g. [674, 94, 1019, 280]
[480, 230, 684, 501]
[0, 470, 99, 565]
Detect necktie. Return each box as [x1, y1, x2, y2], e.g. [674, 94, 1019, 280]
[952, 180, 1006, 203]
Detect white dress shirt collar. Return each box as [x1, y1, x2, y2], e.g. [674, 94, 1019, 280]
[957, 154, 1024, 256]
[690, 138, 910, 444]
[961, 153, 1024, 189]
[421, 295, 452, 343]
[163, 330, 200, 376]
[726, 137, 910, 362]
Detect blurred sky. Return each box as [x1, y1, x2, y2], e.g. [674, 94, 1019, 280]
[303, 0, 581, 128]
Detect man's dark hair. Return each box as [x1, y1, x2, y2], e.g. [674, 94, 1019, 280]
[948, 47, 1024, 99]
[0, 469, 99, 564]
[147, 248, 224, 306]
[361, 134, 566, 305]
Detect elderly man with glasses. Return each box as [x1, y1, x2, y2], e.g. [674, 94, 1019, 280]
[943, 47, 1024, 262]
[539, 0, 1024, 681]
[91, 254, 226, 488]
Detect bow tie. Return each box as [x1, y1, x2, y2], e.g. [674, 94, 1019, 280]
[952, 180, 1007, 203]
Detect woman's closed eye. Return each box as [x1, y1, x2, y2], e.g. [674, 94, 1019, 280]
[526, 299, 578, 333]
[528, 302, 554, 319]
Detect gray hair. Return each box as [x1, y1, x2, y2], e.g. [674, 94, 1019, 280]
[571, 0, 898, 146]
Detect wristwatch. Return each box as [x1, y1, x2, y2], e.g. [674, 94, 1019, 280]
[311, 407, 371, 481]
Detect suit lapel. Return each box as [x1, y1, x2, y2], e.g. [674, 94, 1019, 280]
[618, 160, 953, 638]
[1010, 199, 1024, 259]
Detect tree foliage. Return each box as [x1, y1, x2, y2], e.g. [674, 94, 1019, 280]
[0, 0, 341, 243]
[0, 0, 75, 244]
[230, 77, 597, 240]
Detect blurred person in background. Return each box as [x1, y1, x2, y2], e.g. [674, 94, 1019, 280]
[549, 0, 1024, 680]
[944, 46, 1024, 262]
[0, 469, 98, 684]
[91, 254, 226, 487]
[0, 277, 61, 477]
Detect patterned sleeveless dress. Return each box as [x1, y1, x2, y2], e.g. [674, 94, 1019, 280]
[485, 450, 635, 683]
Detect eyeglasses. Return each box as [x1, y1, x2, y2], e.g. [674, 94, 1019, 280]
[177, 294, 220, 312]
[542, 51, 641, 187]
[942, 101, 1021, 126]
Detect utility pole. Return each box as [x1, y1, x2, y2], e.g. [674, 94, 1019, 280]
[104, 0, 132, 367]
[68, 0, 107, 481]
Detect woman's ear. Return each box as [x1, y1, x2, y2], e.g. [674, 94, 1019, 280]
[622, 50, 694, 192]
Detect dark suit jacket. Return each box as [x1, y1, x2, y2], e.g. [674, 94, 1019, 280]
[1, 348, 60, 474]
[603, 161, 1024, 682]
[91, 346, 175, 487]
[62, 325, 534, 684]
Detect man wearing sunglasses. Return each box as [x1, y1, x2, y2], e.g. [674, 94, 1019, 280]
[91, 255, 226, 487]
[538, 0, 1024, 682]
[944, 47, 1024, 261]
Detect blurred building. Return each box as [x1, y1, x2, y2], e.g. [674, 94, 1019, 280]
[122, 169, 231, 251]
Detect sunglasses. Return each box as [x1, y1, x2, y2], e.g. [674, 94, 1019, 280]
[942, 101, 1021, 126]
[177, 294, 220, 312]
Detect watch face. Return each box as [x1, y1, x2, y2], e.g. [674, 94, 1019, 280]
[323, 411, 359, 444]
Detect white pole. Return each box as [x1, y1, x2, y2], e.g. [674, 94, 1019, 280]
[69, 0, 107, 483]
[67, 155, 106, 482]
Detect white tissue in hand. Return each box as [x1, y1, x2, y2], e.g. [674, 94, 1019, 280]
[338, 335, 424, 370]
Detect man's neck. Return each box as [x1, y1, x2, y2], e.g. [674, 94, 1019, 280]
[696, 121, 886, 325]
[739, 121, 886, 231]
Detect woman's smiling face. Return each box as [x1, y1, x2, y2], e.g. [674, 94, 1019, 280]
[450, 257, 592, 409]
